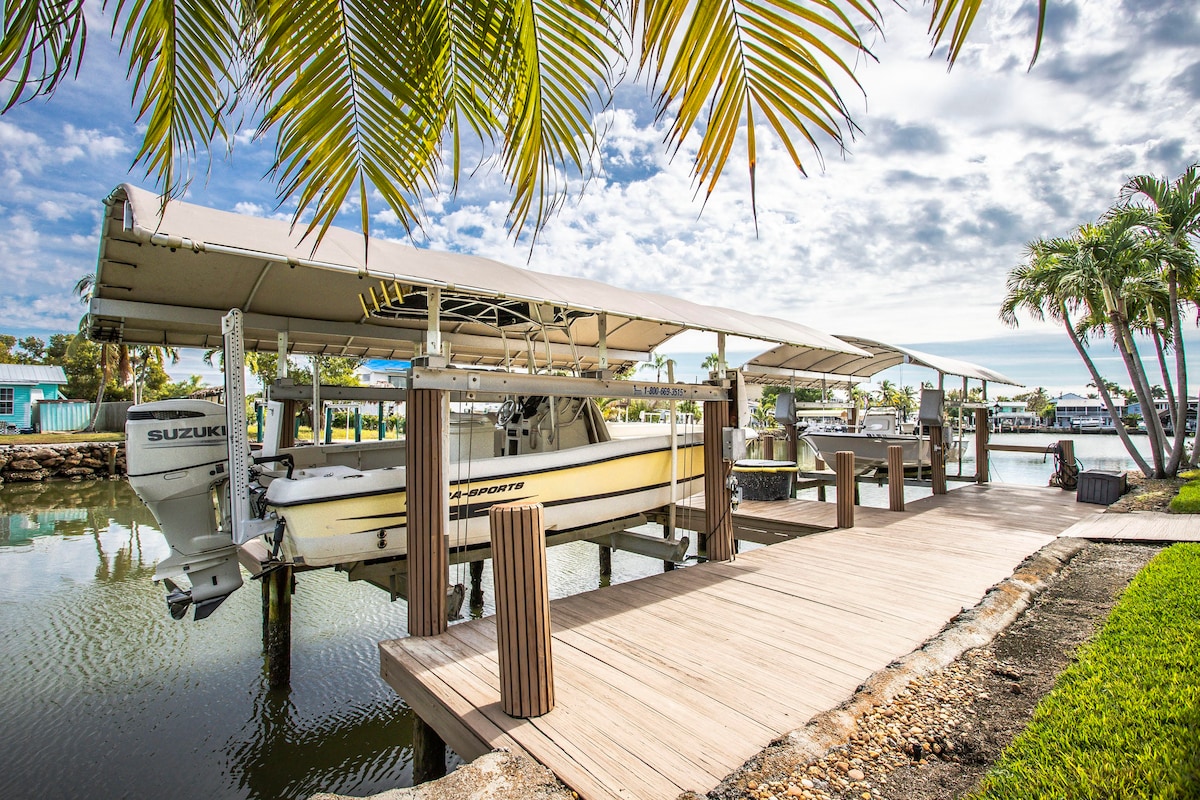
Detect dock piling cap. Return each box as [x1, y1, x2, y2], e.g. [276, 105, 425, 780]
[733, 459, 797, 473]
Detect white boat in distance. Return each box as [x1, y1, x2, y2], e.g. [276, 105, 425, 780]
[800, 408, 958, 473]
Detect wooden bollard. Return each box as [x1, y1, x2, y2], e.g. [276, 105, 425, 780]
[703, 399, 734, 562]
[407, 388, 449, 637]
[975, 408, 989, 484]
[763, 435, 775, 460]
[930, 426, 947, 495]
[489, 502, 554, 718]
[835, 450, 855, 528]
[1056, 439, 1077, 490]
[887, 445, 905, 511]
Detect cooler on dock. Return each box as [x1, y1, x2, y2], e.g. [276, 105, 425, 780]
[1076, 470, 1127, 505]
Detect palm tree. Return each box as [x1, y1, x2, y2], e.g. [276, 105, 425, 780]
[0, 2, 1045, 245]
[72, 275, 134, 432]
[1119, 165, 1200, 467]
[1001, 237, 1154, 476]
[129, 345, 181, 403]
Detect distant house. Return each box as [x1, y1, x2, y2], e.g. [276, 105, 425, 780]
[0, 365, 68, 432]
[1049, 393, 1125, 429]
[992, 400, 1040, 431]
[357, 359, 411, 388]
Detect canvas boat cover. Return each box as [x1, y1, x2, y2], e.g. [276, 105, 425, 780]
[742, 335, 1018, 387]
[88, 185, 867, 371]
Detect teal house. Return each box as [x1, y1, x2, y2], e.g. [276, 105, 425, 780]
[0, 365, 68, 433]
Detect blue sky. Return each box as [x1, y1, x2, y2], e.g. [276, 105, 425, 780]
[1, 0, 1198, 396]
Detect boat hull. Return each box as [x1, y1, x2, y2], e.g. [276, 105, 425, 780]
[266, 434, 704, 566]
[801, 432, 929, 471]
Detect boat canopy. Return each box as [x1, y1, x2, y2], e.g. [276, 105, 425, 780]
[741, 335, 1019, 387]
[89, 185, 867, 371]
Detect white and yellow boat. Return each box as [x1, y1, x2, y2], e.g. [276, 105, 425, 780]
[266, 428, 705, 567]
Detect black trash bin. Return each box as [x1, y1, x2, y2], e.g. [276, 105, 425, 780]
[1076, 470, 1128, 505]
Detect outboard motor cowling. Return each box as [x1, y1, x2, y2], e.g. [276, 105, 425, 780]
[126, 400, 243, 620]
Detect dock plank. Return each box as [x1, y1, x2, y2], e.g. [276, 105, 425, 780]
[380, 483, 1106, 800]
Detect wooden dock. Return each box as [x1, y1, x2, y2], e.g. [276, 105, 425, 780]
[1060, 510, 1200, 542]
[380, 484, 1105, 800]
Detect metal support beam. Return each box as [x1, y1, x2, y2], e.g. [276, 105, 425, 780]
[410, 366, 728, 402]
[222, 310, 253, 545]
[589, 530, 691, 562]
[88, 297, 648, 364]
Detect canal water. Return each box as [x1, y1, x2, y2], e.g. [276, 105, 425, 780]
[0, 433, 1162, 799]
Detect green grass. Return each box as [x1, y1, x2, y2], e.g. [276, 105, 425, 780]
[968, 543, 1200, 800]
[1171, 471, 1200, 514]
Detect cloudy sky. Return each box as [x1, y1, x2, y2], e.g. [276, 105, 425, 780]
[1, 0, 1198, 395]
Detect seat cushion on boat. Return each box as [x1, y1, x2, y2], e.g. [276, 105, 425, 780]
[293, 464, 365, 480]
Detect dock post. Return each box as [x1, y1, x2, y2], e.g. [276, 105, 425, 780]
[489, 502, 555, 718]
[599, 545, 612, 579]
[835, 450, 855, 528]
[407, 386, 450, 779]
[280, 400, 296, 448]
[407, 388, 448, 637]
[1056, 439, 1077, 490]
[930, 426, 948, 495]
[469, 560, 485, 611]
[975, 408, 990, 484]
[703, 399, 735, 562]
[763, 434, 775, 460]
[378, 401, 386, 440]
[264, 565, 293, 689]
[412, 717, 447, 783]
[354, 408, 362, 442]
[887, 445, 905, 511]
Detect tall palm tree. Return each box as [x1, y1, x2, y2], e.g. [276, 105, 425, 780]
[0, 2, 1045, 245]
[1119, 165, 1200, 467]
[1001, 239, 1153, 476]
[1067, 211, 1193, 475]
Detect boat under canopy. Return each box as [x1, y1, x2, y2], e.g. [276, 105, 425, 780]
[98, 184, 870, 621]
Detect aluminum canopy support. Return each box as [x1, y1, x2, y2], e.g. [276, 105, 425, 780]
[408, 366, 729, 402]
[222, 309, 253, 545]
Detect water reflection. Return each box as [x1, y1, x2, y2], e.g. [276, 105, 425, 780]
[0, 480, 425, 800]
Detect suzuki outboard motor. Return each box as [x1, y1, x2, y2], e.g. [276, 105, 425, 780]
[126, 400, 244, 620]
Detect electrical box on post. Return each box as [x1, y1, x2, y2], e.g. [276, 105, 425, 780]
[722, 427, 747, 461]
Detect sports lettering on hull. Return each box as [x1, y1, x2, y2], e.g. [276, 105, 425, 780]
[448, 481, 525, 500]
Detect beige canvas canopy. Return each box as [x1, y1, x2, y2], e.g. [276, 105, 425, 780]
[89, 185, 867, 371]
[741, 335, 1018, 387]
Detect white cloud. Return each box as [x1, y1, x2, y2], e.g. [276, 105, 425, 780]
[63, 124, 127, 160]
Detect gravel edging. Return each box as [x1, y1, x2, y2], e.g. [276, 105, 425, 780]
[692, 536, 1091, 800]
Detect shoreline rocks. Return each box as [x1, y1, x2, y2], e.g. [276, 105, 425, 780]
[0, 443, 126, 484]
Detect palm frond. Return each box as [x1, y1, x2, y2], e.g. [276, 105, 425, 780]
[113, 0, 241, 199]
[928, 0, 1047, 69]
[0, 0, 87, 110]
[499, 0, 623, 239]
[253, 0, 445, 243]
[638, 0, 879, 210]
